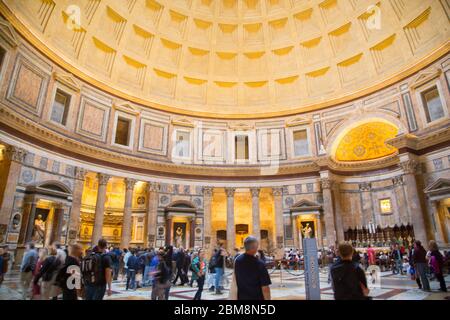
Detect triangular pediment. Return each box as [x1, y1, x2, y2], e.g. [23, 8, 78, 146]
[0, 16, 20, 48]
[410, 68, 442, 89]
[286, 116, 311, 127]
[228, 122, 254, 131]
[53, 72, 81, 92]
[293, 199, 320, 208]
[113, 101, 140, 115]
[172, 117, 195, 127]
[424, 178, 450, 193]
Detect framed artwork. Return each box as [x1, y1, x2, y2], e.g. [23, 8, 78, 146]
[173, 222, 187, 248]
[300, 220, 315, 239]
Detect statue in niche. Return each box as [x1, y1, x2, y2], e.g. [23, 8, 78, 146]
[301, 221, 314, 239]
[175, 227, 183, 247]
[32, 214, 46, 245]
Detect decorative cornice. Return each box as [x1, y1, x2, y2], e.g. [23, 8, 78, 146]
[0, 15, 19, 48]
[0, 0, 448, 119]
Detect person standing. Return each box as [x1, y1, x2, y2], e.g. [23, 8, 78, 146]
[413, 240, 430, 292]
[163, 245, 174, 299]
[172, 247, 186, 286]
[82, 239, 113, 300]
[428, 240, 447, 292]
[33, 247, 61, 300]
[391, 244, 403, 275]
[57, 243, 83, 300]
[20, 242, 38, 300]
[330, 243, 370, 300]
[214, 244, 226, 295]
[367, 245, 376, 266]
[126, 249, 139, 290]
[191, 249, 207, 300]
[122, 248, 131, 281]
[234, 236, 272, 300]
[151, 248, 171, 300]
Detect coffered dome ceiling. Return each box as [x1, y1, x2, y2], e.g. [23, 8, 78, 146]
[2, 0, 449, 118]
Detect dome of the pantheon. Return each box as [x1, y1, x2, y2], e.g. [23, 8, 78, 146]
[3, 0, 448, 118]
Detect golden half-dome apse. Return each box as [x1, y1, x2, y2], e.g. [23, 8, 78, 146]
[1, 0, 449, 118]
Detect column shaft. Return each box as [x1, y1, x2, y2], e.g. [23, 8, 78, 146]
[400, 159, 427, 244]
[121, 178, 136, 248]
[273, 187, 284, 258]
[203, 187, 213, 251]
[321, 178, 337, 247]
[225, 188, 235, 251]
[91, 173, 110, 245]
[145, 182, 159, 248]
[68, 167, 86, 244]
[250, 188, 261, 240]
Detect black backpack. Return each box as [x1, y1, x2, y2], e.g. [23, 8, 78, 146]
[81, 252, 103, 286]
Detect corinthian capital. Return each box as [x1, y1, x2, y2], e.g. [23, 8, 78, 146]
[272, 187, 283, 197]
[97, 173, 111, 186]
[203, 186, 213, 197]
[399, 160, 421, 175]
[146, 181, 159, 192]
[124, 178, 137, 190]
[250, 187, 261, 198]
[320, 178, 333, 190]
[225, 187, 235, 198]
[74, 167, 87, 180]
[3, 145, 27, 163]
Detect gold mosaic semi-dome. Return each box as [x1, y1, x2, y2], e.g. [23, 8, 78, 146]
[1, 0, 449, 118]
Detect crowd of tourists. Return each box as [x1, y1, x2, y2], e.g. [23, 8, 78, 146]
[0, 236, 447, 300]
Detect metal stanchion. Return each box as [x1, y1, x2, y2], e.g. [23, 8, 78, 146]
[278, 261, 285, 288]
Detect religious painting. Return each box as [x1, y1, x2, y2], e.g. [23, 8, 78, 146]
[32, 208, 50, 246]
[379, 198, 392, 214]
[300, 221, 315, 239]
[174, 130, 191, 158]
[173, 222, 187, 248]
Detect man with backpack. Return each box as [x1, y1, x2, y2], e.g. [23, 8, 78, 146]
[81, 239, 112, 300]
[20, 242, 38, 300]
[330, 242, 370, 300]
[57, 243, 83, 300]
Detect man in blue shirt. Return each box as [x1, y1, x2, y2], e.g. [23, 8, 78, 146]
[234, 236, 271, 300]
[20, 242, 38, 300]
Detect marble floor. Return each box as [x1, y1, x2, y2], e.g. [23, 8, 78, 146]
[1, 268, 449, 300]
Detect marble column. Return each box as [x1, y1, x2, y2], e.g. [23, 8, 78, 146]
[24, 200, 38, 244]
[68, 167, 87, 244]
[399, 159, 427, 244]
[225, 187, 236, 251]
[272, 187, 284, 258]
[166, 216, 173, 246]
[91, 173, 111, 245]
[292, 215, 300, 249]
[392, 176, 408, 224]
[145, 182, 159, 248]
[250, 187, 261, 240]
[430, 200, 446, 244]
[359, 182, 373, 227]
[120, 178, 136, 248]
[332, 182, 345, 243]
[321, 177, 337, 247]
[316, 217, 323, 248]
[203, 187, 213, 251]
[189, 216, 196, 248]
[0, 146, 26, 238]
[50, 204, 65, 244]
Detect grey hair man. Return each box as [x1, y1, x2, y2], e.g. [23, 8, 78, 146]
[234, 236, 271, 300]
